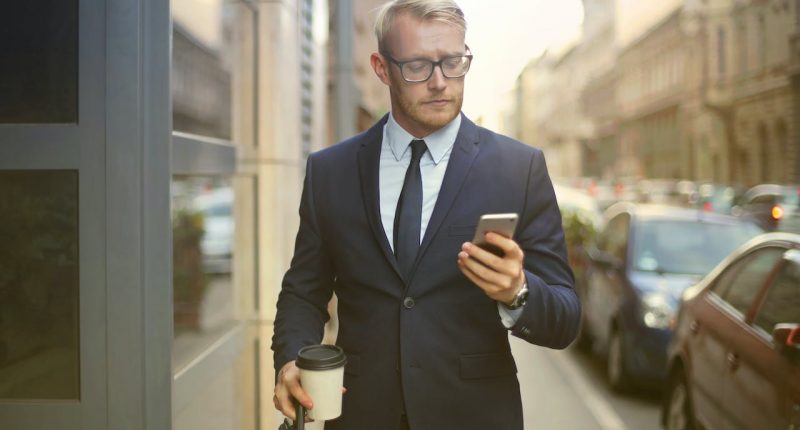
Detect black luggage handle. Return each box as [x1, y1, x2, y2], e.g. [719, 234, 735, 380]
[278, 399, 305, 430]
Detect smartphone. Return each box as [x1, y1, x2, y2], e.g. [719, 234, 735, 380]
[471, 213, 519, 257]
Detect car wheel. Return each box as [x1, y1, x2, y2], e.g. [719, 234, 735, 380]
[665, 369, 694, 430]
[607, 326, 631, 391]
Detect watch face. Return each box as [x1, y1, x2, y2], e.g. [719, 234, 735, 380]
[514, 286, 529, 307]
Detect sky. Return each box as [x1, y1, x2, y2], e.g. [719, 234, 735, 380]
[615, 0, 683, 47]
[456, 0, 585, 124]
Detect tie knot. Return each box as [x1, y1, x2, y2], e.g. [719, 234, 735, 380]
[410, 139, 427, 162]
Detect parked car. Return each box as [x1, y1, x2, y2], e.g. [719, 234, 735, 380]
[589, 180, 619, 211]
[663, 233, 800, 430]
[733, 184, 800, 232]
[637, 179, 696, 207]
[579, 202, 763, 390]
[693, 183, 738, 215]
[193, 187, 234, 274]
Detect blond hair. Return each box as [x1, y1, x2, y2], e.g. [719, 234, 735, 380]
[374, 0, 466, 53]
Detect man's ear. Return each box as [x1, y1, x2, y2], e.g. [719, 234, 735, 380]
[370, 52, 392, 86]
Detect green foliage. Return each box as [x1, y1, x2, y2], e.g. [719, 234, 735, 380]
[562, 209, 598, 250]
[561, 209, 598, 291]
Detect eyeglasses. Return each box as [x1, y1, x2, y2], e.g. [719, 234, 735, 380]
[381, 47, 473, 83]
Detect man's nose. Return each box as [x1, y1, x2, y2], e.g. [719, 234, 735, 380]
[427, 64, 447, 90]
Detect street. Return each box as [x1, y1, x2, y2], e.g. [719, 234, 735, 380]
[511, 336, 662, 430]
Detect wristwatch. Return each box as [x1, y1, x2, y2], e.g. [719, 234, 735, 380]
[503, 281, 529, 310]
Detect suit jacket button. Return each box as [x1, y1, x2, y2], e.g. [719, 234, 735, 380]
[403, 297, 415, 309]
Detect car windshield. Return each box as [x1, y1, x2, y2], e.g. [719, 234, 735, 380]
[780, 186, 800, 209]
[632, 219, 762, 276]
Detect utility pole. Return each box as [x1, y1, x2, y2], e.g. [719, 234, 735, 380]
[333, 0, 357, 141]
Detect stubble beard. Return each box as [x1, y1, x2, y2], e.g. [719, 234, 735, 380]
[391, 84, 464, 136]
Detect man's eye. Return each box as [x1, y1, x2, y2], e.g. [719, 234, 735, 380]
[443, 57, 463, 68]
[406, 62, 429, 73]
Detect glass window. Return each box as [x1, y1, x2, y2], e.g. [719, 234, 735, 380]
[172, 176, 237, 370]
[797, 0, 800, 25]
[718, 26, 726, 78]
[0, 1, 78, 123]
[718, 247, 785, 316]
[0, 170, 79, 400]
[753, 258, 800, 334]
[758, 14, 767, 68]
[711, 258, 745, 296]
[737, 19, 748, 74]
[171, 0, 233, 139]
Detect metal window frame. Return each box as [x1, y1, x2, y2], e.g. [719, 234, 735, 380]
[171, 132, 237, 176]
[0, 0, 107, 427]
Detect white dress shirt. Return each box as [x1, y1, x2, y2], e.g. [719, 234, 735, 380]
[378, 113, 523, 327]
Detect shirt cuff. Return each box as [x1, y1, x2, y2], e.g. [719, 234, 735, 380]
[497, 302, 524, 328]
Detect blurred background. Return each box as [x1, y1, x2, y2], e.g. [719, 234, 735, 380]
[167, 0, 800, 428]
[1, 0, 798, 429]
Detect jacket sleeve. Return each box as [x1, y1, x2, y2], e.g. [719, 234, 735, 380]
[271, 156, 336, 371]
[509, 149, 581, 349]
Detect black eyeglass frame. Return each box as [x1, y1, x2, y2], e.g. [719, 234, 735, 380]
[380, 45, 474, 83]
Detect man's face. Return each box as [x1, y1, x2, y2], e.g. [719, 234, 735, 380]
[373, 13, 466, 137]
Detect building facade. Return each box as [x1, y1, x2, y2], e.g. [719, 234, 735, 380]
[580, 0, 799, 184]
[694, 0, 798, 185]
[579, 0, 620, 179]
[616, 7, 699, 179]
[1, 1, 330, 429]
[513, 0, 616, 179]
[512, 53, 556, 149]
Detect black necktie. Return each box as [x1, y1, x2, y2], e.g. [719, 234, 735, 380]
[394, 139, 428, 280]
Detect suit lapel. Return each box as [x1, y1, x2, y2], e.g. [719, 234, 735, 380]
[412, 115, 481, 275]
[357, 115, 404, 282]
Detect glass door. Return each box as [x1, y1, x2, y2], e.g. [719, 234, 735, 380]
[0, 0, 108, 428]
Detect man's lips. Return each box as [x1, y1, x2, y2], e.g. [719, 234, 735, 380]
[423, 99, 452, 106]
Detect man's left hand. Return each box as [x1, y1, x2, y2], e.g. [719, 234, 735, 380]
[457, 232, 526, 305]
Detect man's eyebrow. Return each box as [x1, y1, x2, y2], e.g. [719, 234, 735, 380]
[442, 50, 467, 57]
[404, 50, 467, 61]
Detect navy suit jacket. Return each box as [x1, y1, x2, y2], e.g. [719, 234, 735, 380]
[272, 114, 580, 430]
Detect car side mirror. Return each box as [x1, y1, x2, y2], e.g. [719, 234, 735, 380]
[772, 323, 800, 360]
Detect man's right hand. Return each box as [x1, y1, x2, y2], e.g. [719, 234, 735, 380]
[273, 360, 313, 422]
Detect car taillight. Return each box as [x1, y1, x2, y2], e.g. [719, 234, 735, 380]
[772, 205, 784, 221]
[703, 202, 713, 212]
[588, 181, 598, 197]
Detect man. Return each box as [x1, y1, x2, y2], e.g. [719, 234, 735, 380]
[272, 1, 580, 428]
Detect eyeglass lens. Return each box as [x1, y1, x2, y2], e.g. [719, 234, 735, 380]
[401, 56, 471, 82]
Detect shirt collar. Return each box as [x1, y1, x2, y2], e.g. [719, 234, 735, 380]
[385, 112, 461, 165]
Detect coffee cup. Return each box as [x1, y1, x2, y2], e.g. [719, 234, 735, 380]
[296, 344, 347, 422]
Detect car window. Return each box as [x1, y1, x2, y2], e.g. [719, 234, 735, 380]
[631, 219, 761, 275]
[778, 186, 799, 209]
[753, 256, 800, 334]
[711, 259, 745, 295]
[750, 194, 777, 206]
[716, 247, 785, 316]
